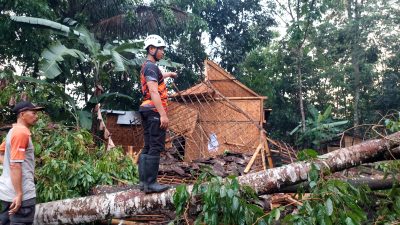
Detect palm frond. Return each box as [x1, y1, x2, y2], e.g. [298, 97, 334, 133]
[83, 0, 130, 23]
[91, 5, 189, 40]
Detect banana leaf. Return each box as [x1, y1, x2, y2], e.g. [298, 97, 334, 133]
[10, 16, 85, 37]
[88, 92, 135, 104]
[40, 41, 86, 79]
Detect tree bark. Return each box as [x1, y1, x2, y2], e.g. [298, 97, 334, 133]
[280, 176, 398, 193]
[348, 0, 363, 135]
[33, 131, 400, 224]
[296, 48, 306, 132]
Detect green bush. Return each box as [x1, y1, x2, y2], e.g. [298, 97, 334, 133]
[32, 115, 138, 203]
[172, 170, 281, 225]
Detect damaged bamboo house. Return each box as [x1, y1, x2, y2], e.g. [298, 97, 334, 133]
[105, 60, 296, 171]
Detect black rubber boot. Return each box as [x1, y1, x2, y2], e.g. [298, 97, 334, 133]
[143, 155, 170, 193]
[138, 154, 146, 191]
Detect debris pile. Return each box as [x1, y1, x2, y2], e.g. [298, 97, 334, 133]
[157, 150, 265, 184]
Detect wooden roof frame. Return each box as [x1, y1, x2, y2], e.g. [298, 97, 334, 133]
[204, 60, 263, 98]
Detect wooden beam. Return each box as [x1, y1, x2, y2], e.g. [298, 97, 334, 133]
[244, 142, 263, 173]
[264, 141, 274, 169]
[214, 97, 268, 100]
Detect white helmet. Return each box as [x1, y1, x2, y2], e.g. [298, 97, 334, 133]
[143, 34, 166, 49]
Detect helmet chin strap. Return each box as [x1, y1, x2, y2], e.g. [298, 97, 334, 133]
[151, 48, 160, 61]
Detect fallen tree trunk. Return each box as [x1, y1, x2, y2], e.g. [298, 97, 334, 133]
[34, 132, 400, 224]
[280, 176, 398, 193]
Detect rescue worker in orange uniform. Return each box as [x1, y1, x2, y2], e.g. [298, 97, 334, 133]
[138, 35, 177, 193]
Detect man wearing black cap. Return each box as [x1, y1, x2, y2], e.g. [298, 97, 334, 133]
[0, 101, 43, 225]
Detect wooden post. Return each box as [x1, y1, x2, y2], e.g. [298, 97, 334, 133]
[244, 142, 263, 173]
[128, 146, 133, 157]
[127, 146, 140, 164]
[264, 141, 274, 169]
[133, 148, 142, 164]
[259, 131, 267, 171]
[260, 143, 266, 171]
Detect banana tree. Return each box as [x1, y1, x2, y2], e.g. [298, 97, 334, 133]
[10, 16, 181, 129]
[10, 16, 144, 129]
[290, 105, 349, 149]
[11, 16, 142, 82]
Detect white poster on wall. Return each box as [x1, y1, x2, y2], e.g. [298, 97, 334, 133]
[208, 132, 219, 152]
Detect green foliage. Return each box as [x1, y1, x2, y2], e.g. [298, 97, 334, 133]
[10, 16, 142, 80]
[172, 164, 400, 224]
[200, 0, 275, 73]
[0, 1, 55, 71]
[0, 73, 18, 125]
[16, 76, 84, 126]
[172, 170, 280, 225]
[296, 149, 318, 161]
[9, 15, 146, 112]
[172, 184, 190, 217]
[290, 105, 348, 149]
[374, 186, 400, 224]
[39, 41, 86, 79]
[0, 72, 77, 126]
[284, 164, 370, 224]
[32, 115, 138, 203]
[384, 112, 400, 132]
[373, 160, 400, 223]
[239, 45, 300, 142]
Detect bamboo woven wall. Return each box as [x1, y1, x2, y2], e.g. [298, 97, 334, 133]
[184, 99, 262, 122]
[166, 60, 268, 161]
[105, 114, 144, 153]
[171, 85, 265, 161]
[168, 102, 199, 137]
[105, 60, 270, 163]
[211, 81, 256, 97]
[185, 124, 207, 161]
[229, 99, 263, 122]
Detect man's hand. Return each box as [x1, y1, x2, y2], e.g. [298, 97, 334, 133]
[160, 114, 169, 130]
[162, 72, 178, 79]
[9, 193, 22, 215]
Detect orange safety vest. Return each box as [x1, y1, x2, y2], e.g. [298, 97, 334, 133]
[140, 61, 168, 112]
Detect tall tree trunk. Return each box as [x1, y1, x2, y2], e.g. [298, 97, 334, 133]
[352, 53, 361, 134]
[33, 131, 400, 224]
[348, 0, 362, 135]
[296, 48, 306, 132]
